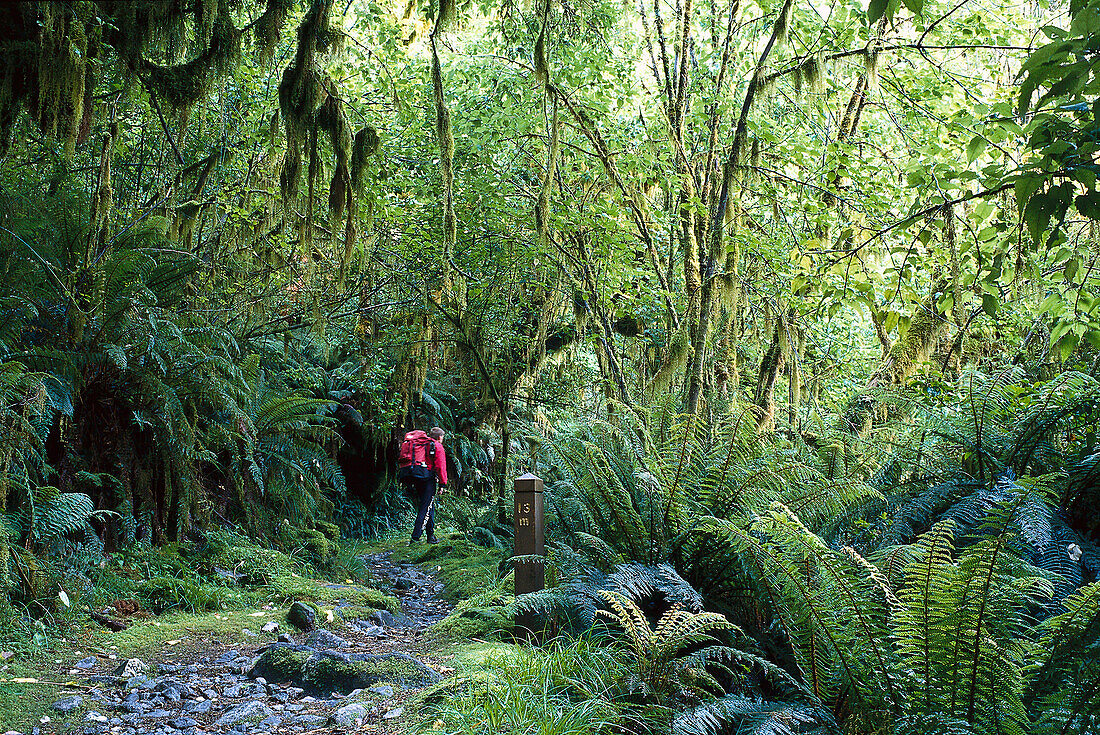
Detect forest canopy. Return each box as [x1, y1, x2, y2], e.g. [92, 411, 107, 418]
[0, 0, 1099, 732]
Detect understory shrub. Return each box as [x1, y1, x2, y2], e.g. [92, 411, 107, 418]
[137, 576, 227, 614]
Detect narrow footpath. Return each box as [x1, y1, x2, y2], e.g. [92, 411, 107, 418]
[31, 552, 455, 735]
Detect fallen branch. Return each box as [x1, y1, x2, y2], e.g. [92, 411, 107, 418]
[89, 611, 128, 632]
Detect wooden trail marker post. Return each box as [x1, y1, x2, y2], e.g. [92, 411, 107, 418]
[513, 472, 544, 637]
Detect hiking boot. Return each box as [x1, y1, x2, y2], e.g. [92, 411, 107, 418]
[426, 537, 440, 544]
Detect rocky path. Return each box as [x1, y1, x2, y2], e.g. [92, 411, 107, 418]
[29, 552, 455, 735]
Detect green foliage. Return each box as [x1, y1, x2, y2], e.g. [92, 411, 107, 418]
[395, 535, 505, 601]
[422, 638, 632, 735]
[865, 368, 1100, 602]
[595, 590, 733, 707]
[137, 576, 227, 614]
[516, 562, 704, 636]
[433, 576, 515, 640]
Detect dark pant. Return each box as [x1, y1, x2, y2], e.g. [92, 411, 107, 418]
[409, 468, 436, 541]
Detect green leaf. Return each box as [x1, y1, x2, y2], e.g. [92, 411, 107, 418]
[867, 0, 891, 24]
[900, 0, 923, 14]
[1075, 189, 1100, 219]
[982, 293, 999, 317]
[1038, 292, 1064, 314]
[1064, 258, 1079, 282]
[966, 136, 988, 163]
[1058, 332, 1079, 361]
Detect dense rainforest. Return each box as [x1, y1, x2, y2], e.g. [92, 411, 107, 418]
[0, 0, 1099, 733]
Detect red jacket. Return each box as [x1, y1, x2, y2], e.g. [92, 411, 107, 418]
[430, 439, 448, 485]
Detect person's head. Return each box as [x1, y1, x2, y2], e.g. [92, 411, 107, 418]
[429, 426, 445, 441]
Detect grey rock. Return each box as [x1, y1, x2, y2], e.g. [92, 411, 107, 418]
[184, 700, 212, 714]
[214, 566, 244, 584]
[169, 718, 199, 729]
[383, 706, 404, 720]
[125, 675, 155, 690]
[142, 709, 172, 718]
[224, 682, 265, 698]
[361, 609, 414, 629]
[394, 576, 415, 590]
[84, 712, 109, 723]
[294, 715, 326, 725]
[301, 630, 348, 649]
[242, 628, 257, 637]
[261, 621, 279, 634]
[161, 687, 180, 702]
[331, 704, 369, 727]
[277, 633, 295, 644]
[215, 701, 273, 728]
[284, 704, 305, 712]
[52, 695, 83, 713]
[368, 685, 394, 697]
[287, 602, 316, 632]
[112, 659, 147, 678]
[286, 687, 304, 700]
[75, 656, 98, 669]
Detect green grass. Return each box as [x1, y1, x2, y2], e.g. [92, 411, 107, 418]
[390, 534, 506, 601]
[0, 642, 79, 732]
[415, 638, 633, 735]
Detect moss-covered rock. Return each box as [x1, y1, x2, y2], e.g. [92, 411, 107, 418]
[248, 644, 309, 683]
[287, 600, 319, 631]
[303, 652, 440, 694]
[248, 646, 440, 695]
[314, 521, 341, 541]
[280, 526, 334, 568]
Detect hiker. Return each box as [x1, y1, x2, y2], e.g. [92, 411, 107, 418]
[398, 426, 448, 544]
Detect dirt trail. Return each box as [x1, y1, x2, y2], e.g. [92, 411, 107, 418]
[33, 551, 454, 735]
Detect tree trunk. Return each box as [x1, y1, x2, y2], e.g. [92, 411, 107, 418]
[754, 310, 789, 431]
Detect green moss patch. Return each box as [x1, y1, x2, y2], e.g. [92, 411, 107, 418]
[249, 644, 310, 683]
[391, 535, 505, 601]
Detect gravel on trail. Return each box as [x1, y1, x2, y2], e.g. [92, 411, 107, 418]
[25, 552, 455, 735]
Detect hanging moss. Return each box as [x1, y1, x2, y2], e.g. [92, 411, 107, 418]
[350, 125, 380, 191]
[144, 19, 241, 110]
[0, 0, 300, 156]
[774, 0, 793, 47]
[255, 0, 297, 58]
[431, 39, 456, 262]
[799, 53, 824, 93]
[864, 49, 880, 89]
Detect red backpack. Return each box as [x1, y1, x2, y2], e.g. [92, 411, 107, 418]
[398, 430, 434, 468]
